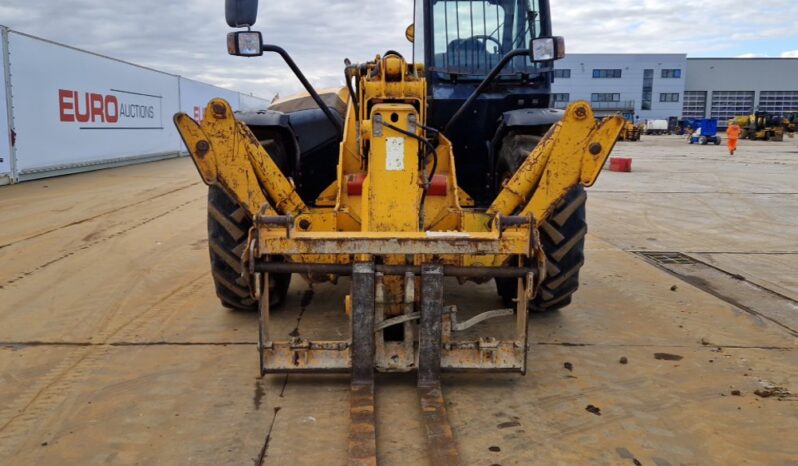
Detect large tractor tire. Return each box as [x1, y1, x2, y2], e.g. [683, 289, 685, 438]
[495, 132, 587, 312]
[207, 132, 293, 311]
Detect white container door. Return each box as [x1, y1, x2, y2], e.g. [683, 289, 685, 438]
[0, 28, 12, 179]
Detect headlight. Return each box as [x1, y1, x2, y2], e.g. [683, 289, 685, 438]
[530, 36, 566, 62]
[227, 31, 263, 57]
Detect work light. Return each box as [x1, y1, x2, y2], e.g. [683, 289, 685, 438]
[227, 31, 263, 57]
[530, 36, 566, 61]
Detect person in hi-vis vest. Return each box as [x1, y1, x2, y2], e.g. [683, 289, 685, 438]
[726, 120, 742, 155]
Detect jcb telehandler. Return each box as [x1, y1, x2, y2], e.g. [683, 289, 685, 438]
[735, 111, 785, 141]
[174, 0, 623, 463]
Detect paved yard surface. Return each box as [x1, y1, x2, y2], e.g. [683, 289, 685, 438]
[0, 136, 796, 465]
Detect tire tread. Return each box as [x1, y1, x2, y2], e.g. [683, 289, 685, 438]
[494, 132, 588, 312]
[205, 127, 296, 311]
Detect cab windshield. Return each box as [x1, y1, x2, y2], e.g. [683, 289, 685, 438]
[431, 0, 542, 78]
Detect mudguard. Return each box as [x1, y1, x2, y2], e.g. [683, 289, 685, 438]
[501, 107, 565, 128]
[236, 108, 292, 129]
[235, 106, 342, 203]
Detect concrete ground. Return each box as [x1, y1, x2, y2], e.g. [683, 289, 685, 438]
[0, 136, 796, 466]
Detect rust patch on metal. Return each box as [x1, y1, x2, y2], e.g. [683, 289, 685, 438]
[419, 384, 461, 466]
[349, 383, 377, 466]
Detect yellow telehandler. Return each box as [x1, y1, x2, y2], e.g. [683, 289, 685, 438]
[735, 112, 785, 141]
[174, 0, 623, 463]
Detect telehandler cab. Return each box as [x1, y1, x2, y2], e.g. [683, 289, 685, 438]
[174, 0, 624, 463]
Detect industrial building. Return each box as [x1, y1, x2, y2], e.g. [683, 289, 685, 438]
[551, 54, 688, 121]
[684, 58, 798, 123]
[552, 54, 798, 126]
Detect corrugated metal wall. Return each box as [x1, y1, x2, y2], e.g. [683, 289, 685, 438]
[0, 27, 13, 185]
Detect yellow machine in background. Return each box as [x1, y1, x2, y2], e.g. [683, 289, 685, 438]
[618, 120, 642, 141]
[782, 115, 796, 137]
[734, 112, 785, 141]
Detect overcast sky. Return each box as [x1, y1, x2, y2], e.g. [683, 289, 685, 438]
[2, 0, 797, 100]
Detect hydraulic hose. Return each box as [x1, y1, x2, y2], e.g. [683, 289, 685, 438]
[382, 122, 438, 183]
[344, 59, 360, 119]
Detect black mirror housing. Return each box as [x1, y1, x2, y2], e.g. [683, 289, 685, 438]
[226, 0, 259, 28]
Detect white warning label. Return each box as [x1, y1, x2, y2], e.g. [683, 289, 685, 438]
[385, 137, 404, 171]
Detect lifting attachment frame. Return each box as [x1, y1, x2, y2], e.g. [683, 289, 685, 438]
[174, 53, 624, 464]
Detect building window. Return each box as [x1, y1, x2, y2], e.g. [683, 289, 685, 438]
[758, 91, 798, 114]
[683, 91, 707, 119]
[710, 91, 755, 123]
[552, 93, 570, 102]
[553, 69, 571, 78]
[660, 93, 680, 103]
[661, 69, 682, 79]
[642, 69, 653, 110]
[592, 69, 622, 79]
[591, 93, 621, 102]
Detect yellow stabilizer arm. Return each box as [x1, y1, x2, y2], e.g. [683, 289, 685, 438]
[174, 98, 307, 218]
[488, 102, 624, 222]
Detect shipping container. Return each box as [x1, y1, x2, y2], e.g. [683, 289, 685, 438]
[0, 27, 12, 184]
[7, 30, 184, 181]
[240, 93, 272, 112]
[0, 27, 272, 184]
[179, 77, 241, 124]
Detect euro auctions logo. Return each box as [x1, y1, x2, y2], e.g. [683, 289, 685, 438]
[58, 88, 163, 130]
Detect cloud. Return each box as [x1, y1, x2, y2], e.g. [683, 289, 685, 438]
[782, 50, 798, 57]
[1, 0, 797, 98]
[551, 0, 798, 55]
[736, 53, 767, 58]
[1, 0, 412, 99]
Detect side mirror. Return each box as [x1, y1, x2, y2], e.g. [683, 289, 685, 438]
[227, 31, 263, 57]
[529, 36, 565, 62]
[226, 0, 259, 28]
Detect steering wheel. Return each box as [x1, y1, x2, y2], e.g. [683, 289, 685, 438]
[452, 35, 502, 54]
[472, 35, 502, 52]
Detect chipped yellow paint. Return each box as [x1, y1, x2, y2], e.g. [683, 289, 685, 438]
[175, 99, 308, 219]
[362, 103, 421, 232]
[173, 61, 622, 280]
[174, 104, 271, 217]
[488, 102, 624, 220]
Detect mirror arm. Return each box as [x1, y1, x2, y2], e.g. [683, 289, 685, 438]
[443, 48, 528, 136]
[262, 44, 344, 138]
